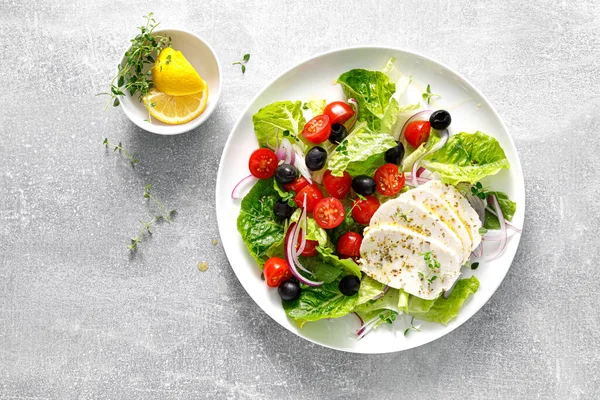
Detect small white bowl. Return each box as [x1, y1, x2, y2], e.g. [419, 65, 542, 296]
[119, 28, 222, 135]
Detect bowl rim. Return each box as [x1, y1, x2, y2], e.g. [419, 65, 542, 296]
[117, 27, 222, 135]
[215, 45, 525, 353]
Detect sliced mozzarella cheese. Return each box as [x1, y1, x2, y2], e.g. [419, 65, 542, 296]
[370, 196, 464, 258]
[360, 225, 462, 300]
[426, 180, 482, 250]
[401, 184, 473, 262]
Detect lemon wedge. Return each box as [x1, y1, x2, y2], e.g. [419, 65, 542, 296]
[143, 88, 208, 125]
[152, 48, 206, 96]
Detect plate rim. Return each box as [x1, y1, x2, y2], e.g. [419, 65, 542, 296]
[215, 45, 525, 354]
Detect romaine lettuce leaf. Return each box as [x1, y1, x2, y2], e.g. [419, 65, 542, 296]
[290, 209, 328, 247]
[422, 131, 510, 185]
[409, 276, 480, 325]
[356, 275, 386, 306]
[236, 178, 284, 268]
[283, 280, 358, 328]
[352, 288, 400, 321]
[316, 247, 361, 277]
[252, 101, 306, 149]
[305, 99, 326, 117]
[484, 191, 517, 230]
[327, 123, 397, 177]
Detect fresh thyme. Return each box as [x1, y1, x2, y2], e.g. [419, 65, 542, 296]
[103, 138, 139, 166]
[471, 262, 480, 270]
[232, 53, 250, 73]
[98, 13, 171, 113]
[128, 184, 176, 251]
[422, 84, 440, 105]
[470, 181, 487, 199]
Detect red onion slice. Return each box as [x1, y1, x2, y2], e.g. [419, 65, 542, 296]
[294, 194, 308, 256]
[466, 191, 486, 225]
[485, 195, 508, 260]
[293, 150, 312, 184]
[410, 128, 449, 187]
[231, 174, 258, 199]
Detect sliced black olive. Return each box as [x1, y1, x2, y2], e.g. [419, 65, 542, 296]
[273, 199, 295, 219]
[278, 280, 301, 301]
[385, 141, 405, 165]
[275, 163, 298, 184]
[329, 123, 348, 144]
[305, 146, 327, 171]
[352, 175, 376, 196]
[429, 110, 451, 131]
[339, 275, 361, 296]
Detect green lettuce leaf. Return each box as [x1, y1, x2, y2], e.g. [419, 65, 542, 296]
[484, 191, 517, 230]
[337, 68, 396, 132]
[297, 256, 342, 283]
[356, 275, 386, 306]
[252, 101, 306, 149]
[409, 276, 480, 325]
[352, 288, 400, 321]
[316, 247, 361, 277]
[283, 280, 358, 328]
[236, 178, 284, 268]
[305, 99, 326, 117]
[401, 132, 440, 172]
[328, 123, 397, 177]
[422, 131, 510, 185]
[290, 209, 328, 247]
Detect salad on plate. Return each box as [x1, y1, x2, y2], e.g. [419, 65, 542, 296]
[232, 58, 520, 339]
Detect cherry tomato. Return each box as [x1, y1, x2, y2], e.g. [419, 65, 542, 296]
[352, 195, 380, 225]
[248, 148, 278, 179]
[264, 257, 293, 288]
[302, 115, 331, 144]
[283, 176, 309, 193]
[404, 120, 431, 148]
[294, 184, 323, 212]
[323, 101, 355, 125]
[374, 163, 405, 196]
[323, 170, 352, 199]
[337, 232, 363, 258]
[313, 197, 345, 229]
[297, 238, 318, 257]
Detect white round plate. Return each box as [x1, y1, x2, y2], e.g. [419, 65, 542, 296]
[119, 28, 222, 135]
[216, 47, 524, 353]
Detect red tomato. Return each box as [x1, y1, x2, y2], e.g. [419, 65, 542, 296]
[297, 238, 318, 257]
[302, 115, 331, 144]
[404, 120, 431, 148]
[248, 148, 278, 179]
[374, 163, 406, 196]
[323, 170, 352, 199]
[352, 195, 380, 225]
[323, 101, 355, 125]
[283, 176, 309, 193]
[264, 257, 292, 288]
[337, 232, 362, 258]
[313, 197, 345, 229]
[294, 184, 323, 212]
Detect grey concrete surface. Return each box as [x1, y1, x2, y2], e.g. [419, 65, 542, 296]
[1, 0, 599, 399]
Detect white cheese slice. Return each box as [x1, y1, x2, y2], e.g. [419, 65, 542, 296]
[370, 196, 464, 259]
[360, 225, 462, 300]
[426, 180, 482, 250]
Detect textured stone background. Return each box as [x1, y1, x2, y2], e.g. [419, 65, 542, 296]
[1, 0, 599, 399]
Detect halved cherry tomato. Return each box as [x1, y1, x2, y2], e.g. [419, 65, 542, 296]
[297, 238, 318, 257]
[337, 232, 362, 258]
[323, 101, 355, 125]
[404, 120, 431, 148]
[302, 115, 331, 144]
[294, 184, 323, 212]
[351, 195, 380, 225]
[248, 148, 278, 179]
[313, 197, 345, 229]
[283, 176, 309, 193]
[323, 170, 352, 199]
[374, 163, 405, 196]
[264, 257, 293, 287]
